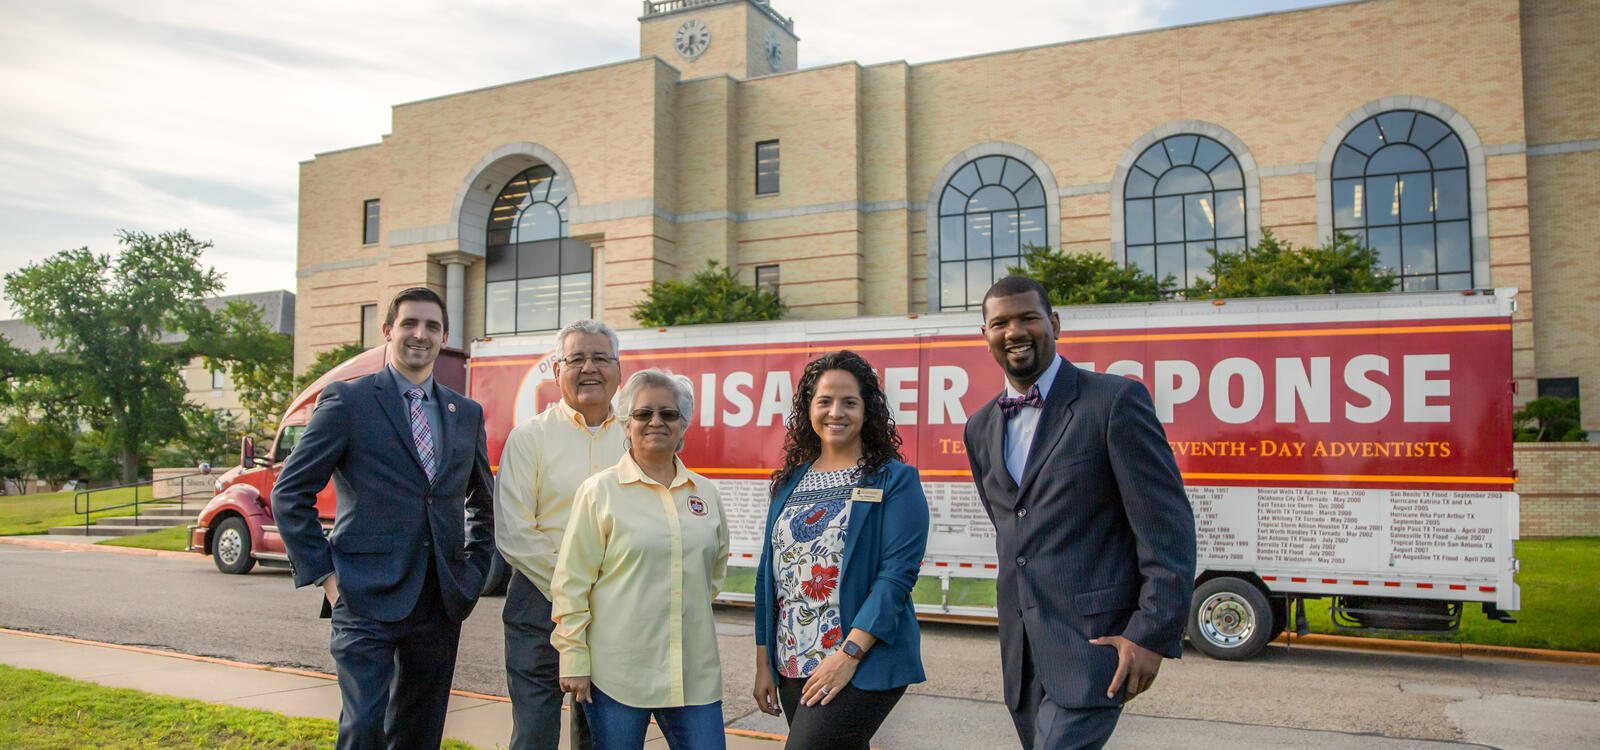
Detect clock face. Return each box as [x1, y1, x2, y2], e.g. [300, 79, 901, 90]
[674, 18, 710, 62]
[764, 29, 783, 72]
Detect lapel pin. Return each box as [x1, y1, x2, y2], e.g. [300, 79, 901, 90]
[448, 403, 457, 413]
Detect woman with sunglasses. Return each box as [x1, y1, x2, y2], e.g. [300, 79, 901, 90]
[552, 368, 730, 750]
[752, 350, 930, 749]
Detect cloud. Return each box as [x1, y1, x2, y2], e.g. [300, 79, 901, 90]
[2, 0, 1308, 319]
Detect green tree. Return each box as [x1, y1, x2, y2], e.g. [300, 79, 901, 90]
[2, 229, 250, 484]
[292, 343, 370, 393]
[1513, 397, 1588, 442]
[631, 261, 786, 327]
[155, 407, 244, 468]
[1006, 244, 1173, 304]
[71, 429, 127, 482]
[1185, 230, 1395, 299]
[0, 413, 79, 490]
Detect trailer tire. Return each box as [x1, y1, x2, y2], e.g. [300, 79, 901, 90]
[1189, 577, 1273, 660]
[212, 516, 256, 575]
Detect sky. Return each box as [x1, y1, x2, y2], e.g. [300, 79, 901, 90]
[0, 0, 1329, 319]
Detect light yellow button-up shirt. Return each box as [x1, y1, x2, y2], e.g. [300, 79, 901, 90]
[551, 452, 730, 708]
[494, 399, 626, 596]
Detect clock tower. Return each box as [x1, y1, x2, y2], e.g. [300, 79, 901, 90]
[639, 0, 798, 79]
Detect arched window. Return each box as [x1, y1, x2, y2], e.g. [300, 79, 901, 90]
[483, 165, 591, 334]
[936, 156, 1047, 311]
[1331, 110, 1472, 290]
[1123, 134, 1246, 288]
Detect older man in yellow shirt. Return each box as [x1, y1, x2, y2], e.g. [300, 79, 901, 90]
[495, 319, 625, 750]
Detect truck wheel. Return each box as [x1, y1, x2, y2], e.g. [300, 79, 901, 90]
[1189, 577, 1273, 660]
[212, 516, 256, 575]
[480, 551, 510, 597]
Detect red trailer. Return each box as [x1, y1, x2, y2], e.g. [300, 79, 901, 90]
[193, 288, 1521, 660]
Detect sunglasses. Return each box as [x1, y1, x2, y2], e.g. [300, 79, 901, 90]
[629, 408, 683, 423]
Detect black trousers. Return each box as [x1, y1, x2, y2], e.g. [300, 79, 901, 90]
[776, 675, 905, 750]
[328, 562, 460, 750]
[504, 570, 592, 750]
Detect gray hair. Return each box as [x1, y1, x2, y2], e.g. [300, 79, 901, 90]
[618, 368, 695, 428]
[556, 319, 620, 359]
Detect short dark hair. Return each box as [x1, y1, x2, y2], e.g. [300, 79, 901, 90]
[982, 275, 1053, 319]
[384, 287, 448, 333]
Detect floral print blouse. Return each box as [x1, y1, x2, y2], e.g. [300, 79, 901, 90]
[771, 466, 857, 678]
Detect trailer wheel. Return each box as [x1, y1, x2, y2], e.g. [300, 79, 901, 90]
[1189, 577, 1273, 660]
[213, 516, 256, 575]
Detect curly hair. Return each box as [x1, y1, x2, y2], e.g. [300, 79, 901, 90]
[770, 350, 904, 496]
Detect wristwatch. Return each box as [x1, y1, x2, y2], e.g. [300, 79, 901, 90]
[841, 640, 866, 661]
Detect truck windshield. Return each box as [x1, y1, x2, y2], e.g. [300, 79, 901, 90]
[273, 425, 307, 463]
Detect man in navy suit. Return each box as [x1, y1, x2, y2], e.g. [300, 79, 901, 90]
[963, 276, 1195, 750]
[273, 287, 495, 750]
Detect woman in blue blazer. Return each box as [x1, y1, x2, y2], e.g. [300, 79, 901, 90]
[752, 350, 930, 750]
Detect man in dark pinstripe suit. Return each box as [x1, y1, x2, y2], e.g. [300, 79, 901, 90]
[963, 275, 1196, 750]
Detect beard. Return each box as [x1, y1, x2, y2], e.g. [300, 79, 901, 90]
[1001, 343, 1052, 383]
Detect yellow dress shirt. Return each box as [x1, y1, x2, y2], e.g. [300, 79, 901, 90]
[551, 452, 730, 708]
[494, 399, 626, 596]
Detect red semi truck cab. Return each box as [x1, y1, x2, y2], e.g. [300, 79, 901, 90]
[186, 347, 469, 574]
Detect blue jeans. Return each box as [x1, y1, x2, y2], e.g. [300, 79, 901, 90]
[582, 686, 726, 750]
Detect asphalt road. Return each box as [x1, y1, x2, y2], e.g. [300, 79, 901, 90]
[3, 545, 1598, 749]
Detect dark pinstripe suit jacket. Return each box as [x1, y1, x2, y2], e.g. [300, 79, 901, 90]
[963, 361, 1196, 710]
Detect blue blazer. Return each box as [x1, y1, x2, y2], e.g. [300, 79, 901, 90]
[754, 459, 929, 691]
[271, 369, 496, 624]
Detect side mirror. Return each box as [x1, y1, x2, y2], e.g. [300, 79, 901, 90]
[241, 436, 257, 469]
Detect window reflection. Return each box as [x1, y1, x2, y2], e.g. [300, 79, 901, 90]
[1124, 134, 1247, 289]
[1330, 110, 1473, 290]
[937, 156, 1047, 311]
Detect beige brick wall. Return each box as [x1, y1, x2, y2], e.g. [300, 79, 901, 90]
[1522, 0, 1600, 431]
[1515, 443, 1600, 537]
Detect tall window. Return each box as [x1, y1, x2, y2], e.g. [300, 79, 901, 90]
[359, 304, 378, 348]
[484, 165, 591, 334]
[362, 199, 380, 245]
[1331, 110, 1472, 290]
[756, 140, 780, 195]
[937, 155, 1046, 311]
[1123, 134, 1245, 288]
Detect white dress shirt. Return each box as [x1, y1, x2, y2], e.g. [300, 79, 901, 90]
[1003, 354, 1063, 484]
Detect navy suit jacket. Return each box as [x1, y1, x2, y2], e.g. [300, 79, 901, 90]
[754, 460, 929, 691]
[963, 361, 1195, 710]
[271, 368, 496, 624]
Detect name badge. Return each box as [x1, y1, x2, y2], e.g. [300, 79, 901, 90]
[851, 488, 884, 503]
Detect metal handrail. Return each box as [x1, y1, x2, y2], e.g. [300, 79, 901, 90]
[73, 470, 215, 532]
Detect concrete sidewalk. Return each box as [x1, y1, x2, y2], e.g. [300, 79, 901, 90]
[0, 628, 782, 749]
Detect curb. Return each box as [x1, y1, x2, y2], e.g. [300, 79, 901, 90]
[0, 535, 208, 562]
[1273, 632, 1600, 667]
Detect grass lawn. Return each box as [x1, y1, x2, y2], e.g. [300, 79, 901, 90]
[722, 538, 1600, 652]
[0, 488, 144, 536]
[0, 664, 485, 749]
[99, 524, 191, 552]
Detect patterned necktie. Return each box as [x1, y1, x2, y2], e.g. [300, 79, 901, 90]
[999, 384, 1044, 419]
[405, 387, 437, 483]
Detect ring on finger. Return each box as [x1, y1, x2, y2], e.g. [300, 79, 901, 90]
[820, 686, 830, 695]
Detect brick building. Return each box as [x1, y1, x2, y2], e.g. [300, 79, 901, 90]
[295, 0, 1596, 437]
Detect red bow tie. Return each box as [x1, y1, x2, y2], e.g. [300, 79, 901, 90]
[999, 385, 1044, 419]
